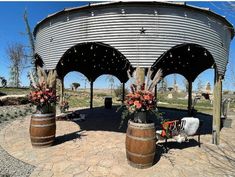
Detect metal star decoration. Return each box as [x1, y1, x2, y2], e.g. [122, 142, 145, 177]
[140, 27, 146, 34]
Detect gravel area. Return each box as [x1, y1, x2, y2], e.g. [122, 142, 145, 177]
[0, 145, 35, 177]
[0, 105, 35, 177]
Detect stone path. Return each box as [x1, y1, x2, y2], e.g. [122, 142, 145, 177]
[0, 107, 235, 177]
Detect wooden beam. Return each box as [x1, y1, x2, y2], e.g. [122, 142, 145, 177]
[122, 83, 125, 103]
[90, 81, 93, 109]
[212, 74, 222, 145]
[188, 80, 192, 116]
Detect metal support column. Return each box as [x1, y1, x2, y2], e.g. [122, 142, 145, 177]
[90, 81, 93, 109]
[188, 80, 192, 116]
[155, 84, 157, 106]
[122, 83, 125, 103]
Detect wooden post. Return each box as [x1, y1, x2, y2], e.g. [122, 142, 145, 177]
[212, 74, 222, 145]
[90, 81, 93, 109]
[188, 80, 192, 116]
[59, 78, 64, 104]
[122, 83, 125, 103]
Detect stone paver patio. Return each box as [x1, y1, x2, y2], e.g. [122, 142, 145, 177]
[0, 107, 234, 177]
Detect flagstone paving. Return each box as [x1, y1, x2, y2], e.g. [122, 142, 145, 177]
[0, 108, 235, 177]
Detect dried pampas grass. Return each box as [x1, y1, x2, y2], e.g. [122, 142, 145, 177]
[127, 67, 162, 92]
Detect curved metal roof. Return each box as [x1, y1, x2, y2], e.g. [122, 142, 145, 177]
[33, 1, 234, 38]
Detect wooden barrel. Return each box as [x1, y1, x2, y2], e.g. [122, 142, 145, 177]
[30, 113, 56, 147]
[104, 97, 112, 109]
[126, 120, 156, 168]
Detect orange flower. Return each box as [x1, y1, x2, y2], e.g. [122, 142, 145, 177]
[144, 95, 150, 100]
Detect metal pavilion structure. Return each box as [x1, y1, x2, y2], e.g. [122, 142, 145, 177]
[33, 1, 234, 144]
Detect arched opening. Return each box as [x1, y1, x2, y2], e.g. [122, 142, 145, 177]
[56, 42, 133, 109]
[56, 42, 133, 82]
[62, 71, 90, 108]
[151, 43, 215, 115]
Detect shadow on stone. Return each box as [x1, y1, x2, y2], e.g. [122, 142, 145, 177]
[62, 106, 212, 135]
[158, 139, 200, 151]
[153, 145, 165, 165]
[54, 130, 87, 146]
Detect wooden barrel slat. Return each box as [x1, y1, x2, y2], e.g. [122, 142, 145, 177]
[126, 120, 156, 169]
[30, 113, 56, 147]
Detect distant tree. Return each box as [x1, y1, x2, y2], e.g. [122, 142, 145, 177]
[197, 79, 203, 93]
[72, 82, 80, 91]
[183, 78, 189, 92]
[0, 77, 7, 87]
[106, 75, 115, 95]
[114, 84, 129, 99]
[159, 78, 167, 92]
[23, 9, 38, 84]
[6, 43, 26, 87]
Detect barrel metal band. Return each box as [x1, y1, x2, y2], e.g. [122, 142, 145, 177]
[31, 123, 55, 127]
[129, 125, 155, 130]
[31, 117, 55, 121]
[127, 160, 153, 169]
[32, 140, 54, 145]
[126, 134, 156, 141]
[126, 149, 155, 158]
[30, 135, 55, 139]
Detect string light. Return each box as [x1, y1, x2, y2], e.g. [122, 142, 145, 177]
[169, 52, 172, 58]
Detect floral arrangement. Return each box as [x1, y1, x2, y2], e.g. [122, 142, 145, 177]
[28, 82, 57, 113]
[118, 67, 162, 126]
[28, 67, 57, 114]
[125, 86, 156, 114]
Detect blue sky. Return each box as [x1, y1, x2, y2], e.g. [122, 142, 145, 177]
[0, 1, 234, 91]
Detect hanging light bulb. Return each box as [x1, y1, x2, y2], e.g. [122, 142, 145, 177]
[91, 45, 93, 50]
[204, 51, 207, 56]
[169, 52, 172, 58]
[188, 46, 190, 51]
[74, 47, 77, 53]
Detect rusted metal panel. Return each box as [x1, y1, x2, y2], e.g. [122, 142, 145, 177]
[34, 2, 233, 76]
